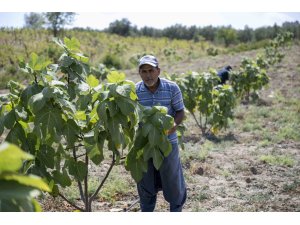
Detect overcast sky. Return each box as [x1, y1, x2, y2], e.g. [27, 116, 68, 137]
[1, 0, 300, 30]
[0, 12, 300, 30]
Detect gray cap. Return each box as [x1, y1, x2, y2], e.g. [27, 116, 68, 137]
[138, 55, 159, 68]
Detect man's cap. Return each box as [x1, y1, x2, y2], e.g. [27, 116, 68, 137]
[138, 55, 159, 68]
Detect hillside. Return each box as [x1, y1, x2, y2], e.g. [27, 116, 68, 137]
[0, 28, 273, 89]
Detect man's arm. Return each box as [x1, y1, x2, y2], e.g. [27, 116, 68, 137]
[168, 109, 185, 135]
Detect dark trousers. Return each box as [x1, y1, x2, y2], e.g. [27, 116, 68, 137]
[137, 143, 187, 212]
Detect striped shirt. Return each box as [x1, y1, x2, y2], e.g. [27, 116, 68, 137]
[136, 78, 185, 144]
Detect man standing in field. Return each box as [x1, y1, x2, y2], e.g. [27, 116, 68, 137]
[135, 55, 187, 212]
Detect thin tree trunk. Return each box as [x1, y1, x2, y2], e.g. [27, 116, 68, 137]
[72, 147, 85, 202]
[88, 153, 116, 211]
[84, 153, 89, 211]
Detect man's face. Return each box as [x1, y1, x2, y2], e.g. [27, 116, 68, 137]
[139, 64, 160, 87]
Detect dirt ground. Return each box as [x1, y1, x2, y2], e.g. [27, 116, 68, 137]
[2, 44, 300, 212]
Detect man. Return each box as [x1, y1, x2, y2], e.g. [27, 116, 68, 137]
[217, 65, 232, 84]
[135, 55, 187, 212]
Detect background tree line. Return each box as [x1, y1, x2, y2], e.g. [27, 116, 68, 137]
[23, 13, 300, 47]
[105, 18, 300, 47]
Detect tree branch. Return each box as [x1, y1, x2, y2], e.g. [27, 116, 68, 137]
[190, 111, 202, 131]
[65, 144, 85, 151]
[88, 153, 116, 209]
[58, 193, 84, 212]
[124, 198, 140, 212]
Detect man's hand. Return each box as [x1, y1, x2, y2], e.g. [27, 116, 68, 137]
[167, 123, 178, 135]
[167, 109, 184, 135]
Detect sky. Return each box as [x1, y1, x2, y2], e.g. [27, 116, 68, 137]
[1, 12, 300, 30]
[0, 0, 300, 30]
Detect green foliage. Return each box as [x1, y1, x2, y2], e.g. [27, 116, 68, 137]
[24, 13, 45, 29]
[102, 54, 122, 69]
[166, 70, 235, 135]
[230, 57, 269, 101]
[264, 32, 293, 65]
[0, 36, 176, 211]
[206, 47, 218, 56]
[229, 32, 293, 103]
[125, 106, 174, 182]
[44, 12, 76, 37]
[0, 142, 50, 212]
[107, 18, 133, 37]
[216, 26, 238, 47]
[163, 48, 182, 62]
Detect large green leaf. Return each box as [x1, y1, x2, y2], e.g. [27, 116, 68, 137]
[26, 133, 39, 156]
[143, 143, 153, 161]
[60, 55, 75, 67]
[75, 110, 86, 121]
[97, 102, 108, 127]
[28, 53, 51, 71]
[56, 98, 76, 114]
[77, 94, 92, 111]
[116, 98, 135, 116]
[0, 174, 50, 192]
[28, 53, 38, 70]
[86, 75, 99, 88]
[38, 145, 55, 169]
[3, 109, 16, 129]
[142, 123, 153, 137]
[0, 142, 33, 172]
[28, 92, 46, 114]
[152, 147, 164, 170]
[84, 132, 104, 165]
[64, 37, 80, 52]
[107, 101, 119, 117]
[160, 114, 174, 130]
[107, 71, 126, 83]
[157, 136, 172, 157]
[71, 52, 89, 64]
[123, 80, 138, 100]
[147, 126, 161, 147]
[107, 117, 124, 148]
[52, 169, 72, 188]
[0, 116, 4, 136]
[68, 160, 87, 182]
[78, 81, 90, 94]
[116, 84, 132, 98]
[125, 150, 147, 183]
[33, 107, 64, 144]
[89, 105, 99, 124]
[20, 84, 42, 106]
[113, 113, 128, 128]
[14, 105, 28, 121]
[63, 119, 79, 147]
[0, 180, 40, 199]
[6, 122, 28, 148]
[88, 142, 104, 165]
[71, 62, 83, 75]
[0, 198, 40, 212]
[7, 80, 24, 96]
[132, 128, 148, 150]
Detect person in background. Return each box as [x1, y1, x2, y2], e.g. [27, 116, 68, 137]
[135, 55, 187, 212]
[217, 65, 232, 84]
